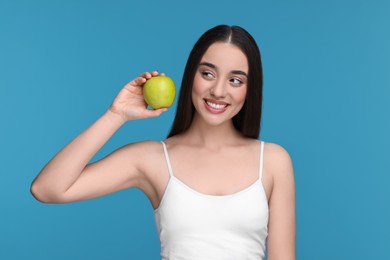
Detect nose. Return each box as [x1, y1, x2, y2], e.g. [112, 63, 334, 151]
[210, 79, 227, 98]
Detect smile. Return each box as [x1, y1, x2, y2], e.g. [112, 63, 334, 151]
[204, 99, 229, 114]
[206, 101, 227, 109]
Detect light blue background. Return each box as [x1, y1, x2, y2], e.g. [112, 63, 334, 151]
[1, 0, 389, 259]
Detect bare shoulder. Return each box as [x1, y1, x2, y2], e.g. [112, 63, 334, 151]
[263, 141, 294, 179]
[123, 139, 162, 154]
[123, 139, 162, 150]
[120, 139, 164, 169]
[122, 139, 167, 175]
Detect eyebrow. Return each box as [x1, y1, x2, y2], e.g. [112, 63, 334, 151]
[199, 61, 248, 77]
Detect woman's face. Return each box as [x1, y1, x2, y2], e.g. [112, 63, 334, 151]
[192, 42, 248, 127]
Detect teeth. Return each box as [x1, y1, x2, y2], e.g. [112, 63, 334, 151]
[206, 101, 227, 109]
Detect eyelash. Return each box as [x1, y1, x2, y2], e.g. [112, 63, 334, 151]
[230, 78, 243, 85]
[200, 71, 244, 86]
[201, 71, 214, 79]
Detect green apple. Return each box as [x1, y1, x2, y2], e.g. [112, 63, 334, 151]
[143, 76, 176, 109]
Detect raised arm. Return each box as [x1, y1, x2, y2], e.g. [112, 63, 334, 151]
[266, 143, 296, 260]
[30, 71, 167, 203]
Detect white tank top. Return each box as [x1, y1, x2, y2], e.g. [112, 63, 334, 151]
[154, 141, 269, 260]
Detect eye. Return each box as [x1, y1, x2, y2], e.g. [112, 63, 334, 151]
[201, 71, 214, 79]
[230, 77, 243, 86]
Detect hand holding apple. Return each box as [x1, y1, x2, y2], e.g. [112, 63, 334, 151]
[108, 71, 169, 121]
[143, 76, 176, 109]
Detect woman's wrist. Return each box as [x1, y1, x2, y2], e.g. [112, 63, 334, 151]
[105, 108, 127, 126]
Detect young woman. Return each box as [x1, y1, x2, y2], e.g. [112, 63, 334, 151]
[31, 25, 296, 260]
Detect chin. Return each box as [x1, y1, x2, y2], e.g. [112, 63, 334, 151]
[198, 111, 237, 127]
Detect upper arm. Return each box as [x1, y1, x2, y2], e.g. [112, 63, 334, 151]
[266, 143, 296, 260]
[57, 141, 155, 203]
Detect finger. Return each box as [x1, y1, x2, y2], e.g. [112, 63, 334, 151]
[127, 77, 146, 88]
[136, 77, 147, 86]
[146, 107, 168, 117]
[160, 72, 166, 76]
[140, 71, 152, 79]
[151, 70, 159, 77]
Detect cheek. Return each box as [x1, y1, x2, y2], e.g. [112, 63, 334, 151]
[192, 73, 205, 96]
[234, 86, 247, 103]
[192, 73, 210, 104]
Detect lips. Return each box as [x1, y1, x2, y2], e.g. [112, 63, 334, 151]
[204, 98, 229, 113]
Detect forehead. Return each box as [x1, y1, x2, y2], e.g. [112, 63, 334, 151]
[200, 42, 248, 73]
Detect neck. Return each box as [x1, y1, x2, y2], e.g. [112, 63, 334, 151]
[182, 114, 243, 148]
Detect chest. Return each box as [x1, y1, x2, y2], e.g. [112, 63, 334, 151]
[168, 147, 261, 196]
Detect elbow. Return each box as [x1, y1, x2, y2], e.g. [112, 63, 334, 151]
[30, 182, 49, 203]
[30, 182, 63, 204]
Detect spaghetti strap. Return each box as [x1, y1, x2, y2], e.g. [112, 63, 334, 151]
[259, 141, 264, 180]
[161, 141, 174, 177]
